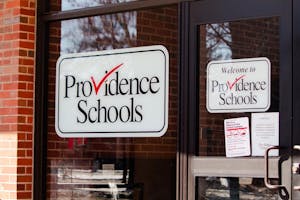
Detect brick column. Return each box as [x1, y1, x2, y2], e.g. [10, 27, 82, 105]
[0, 0, 35, 199]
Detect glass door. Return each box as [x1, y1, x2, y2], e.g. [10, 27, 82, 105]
[181, 0, 293, 199]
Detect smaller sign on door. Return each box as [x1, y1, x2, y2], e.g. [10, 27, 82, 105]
[224, 117, 251, 157]
[206, 57, 271, 113]
[251, 112, 279, 156]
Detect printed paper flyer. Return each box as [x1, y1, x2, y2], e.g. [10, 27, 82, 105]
[251, 112, 279, 156]
[224, 117, 251, 157]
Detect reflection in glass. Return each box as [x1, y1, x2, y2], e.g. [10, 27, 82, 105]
[206, 23, 232, 60]
[62, 0, 138, 11]
[61, 12, 136, 53]
[196, 177, 278, 200]
[48, 5, 178, 200]
[198, 17, 280, 156]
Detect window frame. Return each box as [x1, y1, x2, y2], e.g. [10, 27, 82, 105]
[34, 0, 186, 199]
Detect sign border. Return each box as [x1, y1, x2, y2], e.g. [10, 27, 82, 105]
[55, 45, 169, 137]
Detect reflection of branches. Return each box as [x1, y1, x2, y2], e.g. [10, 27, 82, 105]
[206, 23, 232, 60]
[207, 24, 232, 47]
[63, 0, 132, 10]
[61, 0, 136, 53]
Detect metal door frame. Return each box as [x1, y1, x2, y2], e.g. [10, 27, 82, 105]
[293, 0, 300, 199]
[179, 0, 293, 199]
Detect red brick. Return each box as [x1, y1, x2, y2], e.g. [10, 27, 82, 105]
[20, 40, 34, 48]
[0, 108, 18, 115]
[29, 2, 34, 8]
[28, 32, 34, 40]
[27, 82, 33, 90]
[20, 24, 34, 33]
[3, 82, 19, 90]
[18, 158, 32, 165]
[18, 124, 32, 132]
[9, 124, 18, 131]
[20, 58, 34, 65]
[20, 32, 27, 39]
[17, 184, 25, 190]
[19, 49, 27, 56]
[17, 191, 31, 198]
[3, 50, 13, 57]
[4, 32, 19, 40]
[0, 124, 10, 131]
[18, 108, 33, 115]
[18, 99, 27, 106]
[2, 99, 18, 107]
[20, 8, 35, 16]
[26, 100, 33, 107]
[25, 183, 31, 190]
[26, 133, 32, 140]
[27, 66, 33, 73]
[18, 133, 26, 140]
[19, 66, 27, 73]
[12, 23, 20, 31]
[19, 74, 33, 82]
[26, 116, 32, 123]
[20, 16, 28, 23]
[20, 0, 29, 7]
[1, 116, 18, 123]
[5, 0, 20, 8]
[0, 75, 12, 82]
[0, 0, 34, 197]
[0, 91, 18, 98]
[18, 116, 26, 123]
[17, 150, 26, 157]
[0, 40, 12, 49]
[18, 141, 32, 149]
[19, 91, 33, 98]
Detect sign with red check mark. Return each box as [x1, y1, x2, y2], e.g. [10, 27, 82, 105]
[55, 45, 169, 137]
[206, 57, 271, 113]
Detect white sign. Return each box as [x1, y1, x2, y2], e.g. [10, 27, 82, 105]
[224, 117, 251, 157]
[251, 112, 279, 156]
[206, 57, 271, 113]
[55, 45, 169, 138]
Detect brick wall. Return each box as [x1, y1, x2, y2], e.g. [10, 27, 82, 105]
[0, 0, 35, 199]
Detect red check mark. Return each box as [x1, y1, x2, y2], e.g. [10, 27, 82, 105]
[91, 63, 124, 95]
[227, 75, 245, 90]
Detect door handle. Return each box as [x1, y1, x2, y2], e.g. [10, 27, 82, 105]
[264, 146, 285, 190]
[264, 146, 289, 199]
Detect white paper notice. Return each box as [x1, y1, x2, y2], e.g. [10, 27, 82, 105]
[224, 117, 251, 157]
[251, 112, 279, 156]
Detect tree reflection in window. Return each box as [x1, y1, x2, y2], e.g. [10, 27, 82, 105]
[61, 1, 136, 53]
[62, 0, 137, 11]
[206, 23, 232, 60]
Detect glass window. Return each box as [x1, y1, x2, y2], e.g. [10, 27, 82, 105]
[61, 12, 137, 53]
[50, 0, 140, 12]
[47, 5, 178, 200]
[198, 17, 280, 156]
[196, 177, 278, 199]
